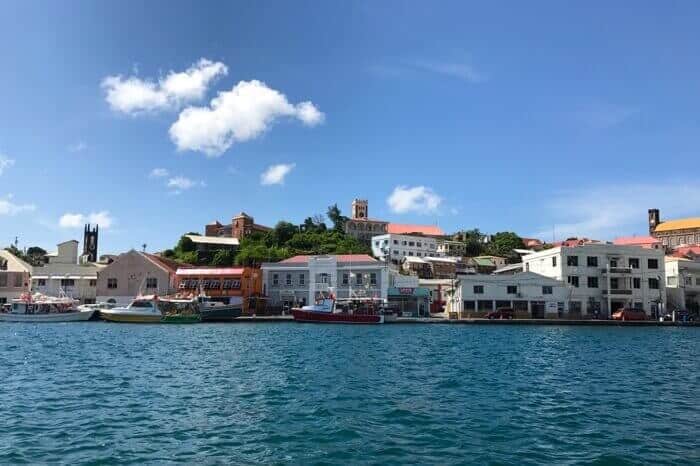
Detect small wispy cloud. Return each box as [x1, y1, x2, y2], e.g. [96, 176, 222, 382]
[260, 163, 295, 186]
[0, 194, 35, 216]
[531, 181, 700, 241]
[67, 141, 88, 153]
[387, 185, 443, 215]
[575, 101, 638, 130]
[0, 154, 15, 176]
[371, 57, 487, 83]
[166, 175, 205, 194]
[149, 168, 169, 178]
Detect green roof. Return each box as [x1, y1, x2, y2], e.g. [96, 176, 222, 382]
[473, 257, 495, 266]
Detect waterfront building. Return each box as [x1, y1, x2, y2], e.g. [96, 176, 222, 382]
[371, 233, 438, 263]
[31, 240, 103, 304]
[648, 208, 700, 248]
[664, 256, 700, 313]
[522, 244, 666, 317]
[174, 266, 263, 314]
[386, 286, 431, 317]
[0, 250, 31, 304]
[454, 272, 570, 318]
[205, 212, 272, 240]
[419, 278, 458, 313]
[261, 254, 388, 310]
[96, 250, 180, 305]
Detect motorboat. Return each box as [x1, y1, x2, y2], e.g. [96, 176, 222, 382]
[99, 295, 199, 323]
[0, 292, 94, 322]
[197, 295, 243, 322]
[292, 294, 384, 324]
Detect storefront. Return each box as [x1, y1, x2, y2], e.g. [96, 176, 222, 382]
[387, 287, 431, 317]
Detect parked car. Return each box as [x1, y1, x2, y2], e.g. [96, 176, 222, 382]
[612, 308, 647, 321]
[486, 307, 514, 320]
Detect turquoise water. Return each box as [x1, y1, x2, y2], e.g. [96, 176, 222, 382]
[0, 323, 697, 465]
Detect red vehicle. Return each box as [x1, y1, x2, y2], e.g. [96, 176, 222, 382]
[291, 296, 384, 324]
[486, 308, 515, 320]
[612, 308, 647, 321]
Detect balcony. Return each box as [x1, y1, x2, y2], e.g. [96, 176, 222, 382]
[601, 267, 633, 274]
[603, 289, 633, 296]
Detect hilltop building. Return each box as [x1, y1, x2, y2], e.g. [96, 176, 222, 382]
[648, 208, 700, 248]
[371, 233, 438, 263]
[205, 212, 272, 240]
[345, 199, 444, 244]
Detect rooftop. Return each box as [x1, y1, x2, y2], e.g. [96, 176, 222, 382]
[185, 234, 240, 246]
[176, 267, 245, 276]
[278, 254, 378, 264]
[655, 217, 700, 232]
[388, 223, 445, 236]
[613, 235, 661, 246]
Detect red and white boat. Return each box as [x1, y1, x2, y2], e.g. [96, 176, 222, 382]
[291, 295, 384, 324]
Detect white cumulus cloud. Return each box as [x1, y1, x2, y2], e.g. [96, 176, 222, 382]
[0, 154, 15, 176]
[167, 176, 197, 190]
[0, 194, 35, 216]
[387, 185, 443, 214]
[67, 141, 87, 153]
[169, 80, 324, 156]
[59, 211, 114, 229]
[149, 168, 169, 178]
[101, 58, 228, 114]
[260, 163, 295, 186]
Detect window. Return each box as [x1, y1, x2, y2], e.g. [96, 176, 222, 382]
[506, 285, 517, 294]
[473, 285, 484, 294]
[356, 274, 363, 285]
[567, 276, 579, 288]
[60, 279, 75, 287]
[402, 241, 407, 246]
[569, 301, 582, 313]
[648, 278, 660, 289]
[567, 256, 578, 267]
[0, 275, 7, 287]
[370, 273, 377, 285]
[342, 273, 349, 285]
[587, 256, 598, 267]
[286, 274, 292, 286]
[37, 279, 46, 287]
[393, 250, 398, 255]
[542, 286, 553, 294]
[146, 277, 158, 289]
[648, 259, 659, 269]
[222, 279, 241, 289]
[610, 259, 618, 268]
[417, 242, 422, 248]
[552, 257, 557, 267]
[408, 252, 413, 256]
[299, 274, 305, 286]
[107, 278, 118, 289]
[628, 258, 639, 269]
[89, 279, 96, 287]
[13, 274, 22, 287]
[416, 252, 421, 257]
[610, 278, 619, 289]
[587, 276, 598, 288]
[633, 277, 641, 289]
[319, 273, 330, 284]
[393, 239, 398, 245]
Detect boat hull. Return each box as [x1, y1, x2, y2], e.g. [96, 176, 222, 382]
[99, 310, 163, 323]
[292, 309, 383, 324]
[161, 314, 200, 324]
[200, 306, 242, 322]
[0, 309, 95, 323]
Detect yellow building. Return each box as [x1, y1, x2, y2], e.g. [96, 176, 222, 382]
[649, 209, 700, 248]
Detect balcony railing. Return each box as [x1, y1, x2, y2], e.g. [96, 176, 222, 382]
[601, 267, 633, 274]
[603, 289, 633, 295]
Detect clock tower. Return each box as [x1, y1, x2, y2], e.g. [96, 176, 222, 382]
[83, 224, 99, 263]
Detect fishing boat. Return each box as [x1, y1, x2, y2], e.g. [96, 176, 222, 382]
[291, 293, 384, 324]
[99, 295, 199, 323]
[197, 295, 242, 322]
[0, 292, 94, 322]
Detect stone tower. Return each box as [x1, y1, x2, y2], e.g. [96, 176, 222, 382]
[352, 199, 368, 219]
[648, 209, 660, 236]
[83, 224, 99, 263]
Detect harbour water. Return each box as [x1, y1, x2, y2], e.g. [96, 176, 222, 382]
[0, 323, 697, 465]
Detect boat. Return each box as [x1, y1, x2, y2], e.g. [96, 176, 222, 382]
[99, 295, 199, 323]
[197, 295, 243, 322]
[291, 294, 384, 324]
[0, 292, 94, 322]
[77, 302, 117, 320]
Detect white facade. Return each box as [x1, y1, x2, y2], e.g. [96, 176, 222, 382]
[435, 239, 466, 257]
[523, 244, 666, 317]
[262, 255, 389, 308]
[454, 272, 570, 317]
[665, 257, 700, 312]
[31, 240, 103, 304]
[372, 234, 438, 263]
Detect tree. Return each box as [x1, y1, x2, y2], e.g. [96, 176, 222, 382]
[327, 204, 349, 232]
[486, 232, 524, 263]
[272, 221, 299, 245]
[175, 235, 196, 253]
[211, 249, 235, 266]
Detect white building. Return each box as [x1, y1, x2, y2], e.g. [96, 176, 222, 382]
[0, 250, 32, 304]
[523, 244, 666, 317]
[31, 240, 104, 304]
[454, 272, 570, 318]
[372, 234, 438, 264]
[435, 239, 466, 257]
[261, 254, 389, 309]
[664, 256, 700, 313]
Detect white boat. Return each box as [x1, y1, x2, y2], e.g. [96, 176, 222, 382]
[0, 292, 94, 322]
[99, 295, 198, 323]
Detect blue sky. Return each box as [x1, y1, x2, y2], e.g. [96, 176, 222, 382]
[1, 1, 699, 254]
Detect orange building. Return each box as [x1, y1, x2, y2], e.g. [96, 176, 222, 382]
[175, 267, 263, 314]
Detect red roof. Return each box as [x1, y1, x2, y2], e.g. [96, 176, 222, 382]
[279, 254, 377, 264]
[672, 245, 700, 257]
[613, 236, 662, 247]
[144, 253, 185, 273]
[176, 267, 245, 276]
[388, 223, 444, 236]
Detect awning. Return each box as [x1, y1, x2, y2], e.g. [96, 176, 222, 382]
[32, 275, 49, 280]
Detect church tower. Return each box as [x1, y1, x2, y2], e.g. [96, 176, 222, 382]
[351, 199, 368, 219]
[648, 209, 660, 236]
[83, 224, 99, 263]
